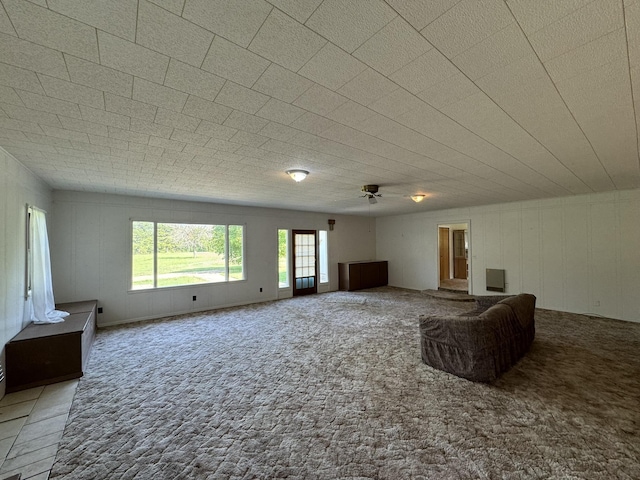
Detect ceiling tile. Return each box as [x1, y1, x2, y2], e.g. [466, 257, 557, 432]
[98, 31, 169, 84]
[0, 32, 69, 80]
[164, 59, 225, 102]
[249, 9, 326, 71]
[292, 83, 348, 116]
[17, 90, 81, 118]
[627, 2, 640, 67]
[506, 0, 593, 36]
[137, 0, 214, 67]
[170, 129, 210, 146]
[298, 43, 367, 91]
[0, 63, 44, 94]
[417, 72, 479, 108]
[545, 28, 626, 83]
[58, 115, 109, 136]
[0, 4, 16, 35]
[214, 81, 270, 114]
[148, 135, 186, 151]
[326, 100, 376, 127]
[155, 107, 201, 132]
[223, 110, 269, 133]
[337, 68, 398, 106]
[80, 105, 131, 129]
[1, 102, 62, 127]
[452, 23, 531, 80]
[229, 130, 268, 147]
[252, 64, 313, 103]
[195, 120, 237, 140]
[182, 95, 232, 124]
[386, 0, 462, 31]
[64, 55, 133, 98]
[255, 98, 305, 125]
[0, 86, 23, 106]
[87, 134, 126, 150]
[201, 36, 270, 88]
[0, 117, 44, 135]
[528, 0, 622, 62]
[147, 0, 185, 15]
[128, 142, 164, 156]
[356, 111, 402, 137]
[48, 0, 137, 41]
[265, 0, 322, 23]
[421, 0, 513, 58]
[353, 16, 432, 76]
[369, 88, 420, 119]
[41, 125, 89, 143]
[182, 0, 273, 48]
[37, 74, 104, 109]
[130, 117, 173, 138]
[258, 121, 299, 141]
[133, 78, 188, 112]
[290, 112, 338, 135]
[305, 0, 397, 53]
[108, 126, 150, 145]
[105, 93, 157, 123]
[390, 49, 460, 94]
[3, 0, 99, 62]
[203, 137, 242, 153]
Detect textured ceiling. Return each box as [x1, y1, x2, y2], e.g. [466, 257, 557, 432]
[0, 0, 639, 216]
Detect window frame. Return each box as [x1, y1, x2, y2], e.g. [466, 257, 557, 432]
[129, 220, 246, 292]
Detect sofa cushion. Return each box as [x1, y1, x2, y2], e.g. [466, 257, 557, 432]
[498, 294, 536, 329]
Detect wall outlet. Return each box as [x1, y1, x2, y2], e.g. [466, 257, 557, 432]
[260, 287, 263, 292]
[192, 295, 196, 301]
[97, 307, 103, 314]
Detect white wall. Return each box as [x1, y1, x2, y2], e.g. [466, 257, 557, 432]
[50, 191, 376, 326]
[0, 148, 52, 396]
[376, 189, 640, 322]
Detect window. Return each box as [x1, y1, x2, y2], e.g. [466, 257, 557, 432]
[278, 229, 289, 288]
[319, 230, 328, 284]
[131, 221, 244, 290]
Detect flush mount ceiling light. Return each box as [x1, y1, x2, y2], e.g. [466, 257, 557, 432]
[411, 194, 426, 203]
[286, 169, 309, 182]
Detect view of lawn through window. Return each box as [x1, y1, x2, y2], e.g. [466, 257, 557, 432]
[278, 229, 289, 288]
[131, 221, 244, 290]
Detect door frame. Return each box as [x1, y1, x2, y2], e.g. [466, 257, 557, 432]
[437, 221, 471, 293]
[292, 229, 318, 296]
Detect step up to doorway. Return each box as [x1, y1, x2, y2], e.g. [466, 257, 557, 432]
[423, 289, 475, 302]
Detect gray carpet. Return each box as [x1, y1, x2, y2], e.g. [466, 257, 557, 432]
[50, 288, 640, 479]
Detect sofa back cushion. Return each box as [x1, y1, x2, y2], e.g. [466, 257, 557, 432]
[498, 294, 536, 328]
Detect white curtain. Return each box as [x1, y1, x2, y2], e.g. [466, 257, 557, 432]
[28, 207, 69, 324]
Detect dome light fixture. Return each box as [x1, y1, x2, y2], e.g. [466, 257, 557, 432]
[411, 194, 426, 203]
[286, 169, 309, 182]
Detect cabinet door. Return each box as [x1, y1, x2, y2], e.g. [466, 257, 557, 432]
[348, 264, 362, 291]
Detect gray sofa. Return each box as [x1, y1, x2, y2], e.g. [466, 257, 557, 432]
[419, 294, 536, 382]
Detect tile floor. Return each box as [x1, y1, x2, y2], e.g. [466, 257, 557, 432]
[0, 380, 78, 480]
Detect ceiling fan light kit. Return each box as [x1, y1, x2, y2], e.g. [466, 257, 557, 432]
[286, 169, 309, 182]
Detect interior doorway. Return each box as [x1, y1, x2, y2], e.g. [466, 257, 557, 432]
[437, 222, 470, 293]
[292, 230, 317, 296]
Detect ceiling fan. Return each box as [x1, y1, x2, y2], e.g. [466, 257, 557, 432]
[361, 185, 382, 204]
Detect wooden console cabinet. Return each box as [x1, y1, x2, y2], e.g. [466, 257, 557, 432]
[338, 261, 388, 291]
[6, 300, 97, 393]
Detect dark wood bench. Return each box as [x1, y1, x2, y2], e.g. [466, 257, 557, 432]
[5, 300, 97, 393]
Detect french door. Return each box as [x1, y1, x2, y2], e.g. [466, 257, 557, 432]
[292, 230, 317, 296]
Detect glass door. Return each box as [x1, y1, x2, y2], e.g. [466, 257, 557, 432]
[292, 230, 317, 296]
